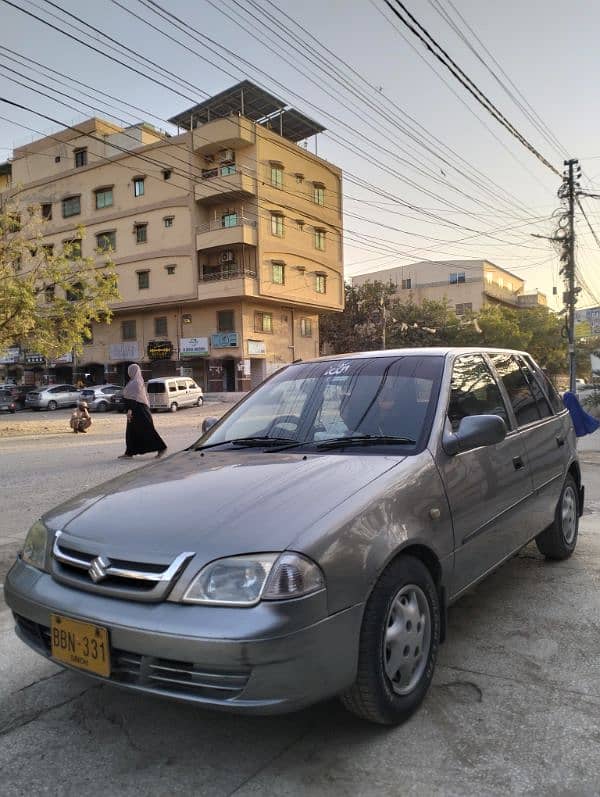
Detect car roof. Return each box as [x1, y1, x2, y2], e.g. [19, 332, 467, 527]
[298, 347, 532, 364]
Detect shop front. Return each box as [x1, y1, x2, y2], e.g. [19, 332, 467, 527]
[107, 342, 141, 386]
[0, 346, 23, 384]
[208, 332, 250, 392]
[147, 340, 177, 377]
[180, 336, 209, 389]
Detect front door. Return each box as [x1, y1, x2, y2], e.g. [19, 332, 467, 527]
[437, 354, 535, 597]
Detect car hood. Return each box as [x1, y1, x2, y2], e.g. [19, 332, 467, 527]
[46, 449, 403, 562]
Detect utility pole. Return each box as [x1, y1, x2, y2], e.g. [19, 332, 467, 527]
[563, 159, 581, 393]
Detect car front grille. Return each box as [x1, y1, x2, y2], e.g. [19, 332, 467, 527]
[51, 531, 195, 602]
[15, 615, 250, 701]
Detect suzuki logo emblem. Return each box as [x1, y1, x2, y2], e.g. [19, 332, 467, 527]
[89, 556, 110, 583]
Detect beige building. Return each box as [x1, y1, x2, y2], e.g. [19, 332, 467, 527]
[352, 259, 546, 316]
[0, 161, 10, 192]
[1, 81, 343, 390]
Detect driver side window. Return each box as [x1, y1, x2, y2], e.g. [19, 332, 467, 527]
[448, 354, 509, 432]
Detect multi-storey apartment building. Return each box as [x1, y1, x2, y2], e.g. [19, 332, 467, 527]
[352, 259, 546, 316]
[1, 82, 343, 390]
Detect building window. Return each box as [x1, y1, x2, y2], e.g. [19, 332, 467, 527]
[449, 271, 466, 284]
[137, 270, 150, 290]
[507, 281, 513, 292]
[164, 216, 174, 228]
[41, 203, 52, 220]
[96, 231, 116, 252]
[122, 320, 136, 340]
[270, 164, 283, 188]
[134, 223, 148, 244]
[314, 229, 326, 250]
[43, 244, 54, 259]
[295, 173, 304, 184]
[64, 239, 82, 259]
[133, 177, 145, 197]
[272, 263, 285, 284]
[217, 310, 235, 332]
[220, 164, 236, 177]
[401, 278, 412, 289]
[485, 272, 493, 283]
[165, 264, 176, 275]
[66, 282, 83, 302]
[44, 285, 55, 303]
[300, 318, 312, 337]
[154, 316, 168, 336]
[455, 303, 472, 316]
[95, 187, 113, 209]
[271, 213, 284, 237]
[255, 311, 273, 333]
[222, 212, 238, 228]
[315, 274, 327, 294]
[62, 195, 81, 218]
[313, 184, 325, 205]
[162, 169, 172, 180]
[296, 219, 304, 230]
[74, 148, 87, 168]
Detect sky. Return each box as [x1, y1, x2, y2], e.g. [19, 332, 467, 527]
[2, 0, 600, 312]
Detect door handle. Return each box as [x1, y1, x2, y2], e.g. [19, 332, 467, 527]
[512, 456, 524, 470]
[556, 436, 565, 447]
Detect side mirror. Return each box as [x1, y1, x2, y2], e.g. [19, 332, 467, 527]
[442, 414, 507, 456]
[201, 416, 218, 434]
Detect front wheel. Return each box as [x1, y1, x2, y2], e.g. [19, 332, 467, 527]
[96, 401, 108, 413]
[170, 402, 178, 413]
[47, 400, 58, 411]
[535, 474, 579, 560]
[340, 555, 440, 725]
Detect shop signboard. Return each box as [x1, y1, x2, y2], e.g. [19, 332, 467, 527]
[49, 352, 73, 365]
[147, 340, 174, 361]
[247, 340, 266, 355]
[0, 346, 21, 364]
[25, 352, 46, 365]
[109, 342, 139, 361]
[180, 337, 209, 358]
[211, 332, 239, 348]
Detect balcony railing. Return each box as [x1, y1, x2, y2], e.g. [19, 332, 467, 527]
[196, 217, 256, 234]
[200, 265, 257, 282]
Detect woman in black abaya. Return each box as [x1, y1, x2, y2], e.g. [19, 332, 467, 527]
[118, 364, 167, 459]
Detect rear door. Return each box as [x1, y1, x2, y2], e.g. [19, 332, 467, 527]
[176, 379, 190, 406]
[489, 353, 568, 534]
[437, 353, 535, 596]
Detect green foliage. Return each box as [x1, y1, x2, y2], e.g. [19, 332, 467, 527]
[0, 202, 120, 357]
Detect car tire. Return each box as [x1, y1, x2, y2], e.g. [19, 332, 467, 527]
[340, 555, 440, 725]
[97, 401, 108, 413]
[47, 400, 58, 411]
[170, 402, 178, 413]
[196, 396, 203, 407]
[535, 474, 579, 560]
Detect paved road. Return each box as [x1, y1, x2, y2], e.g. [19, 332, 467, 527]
[1, 424, 600, 796]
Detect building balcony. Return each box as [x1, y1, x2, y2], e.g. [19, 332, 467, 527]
[194, 169, 256, 204]
[198, 265, 258, 301]
[483, 282, 522, 306]
[196, 218, 258, 250]
[192, 117, 255, 154]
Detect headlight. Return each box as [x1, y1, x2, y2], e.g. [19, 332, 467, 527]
[22, 520, 50, 570]
[182, 552, 325, 606]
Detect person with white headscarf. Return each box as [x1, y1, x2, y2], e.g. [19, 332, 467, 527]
[118, 364, 167, 459]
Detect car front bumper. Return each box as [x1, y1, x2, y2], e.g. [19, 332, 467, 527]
[4, 559, 363, 715]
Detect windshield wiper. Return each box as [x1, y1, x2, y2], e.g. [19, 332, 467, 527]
[314, 435, 416, 450]
[194, 436, 297, 451]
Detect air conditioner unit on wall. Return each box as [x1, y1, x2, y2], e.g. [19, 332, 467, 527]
[219, 149, 235, 163]
[220, 250, 234, 264]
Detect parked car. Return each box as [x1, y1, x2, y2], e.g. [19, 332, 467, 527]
[109, 389, 126, 413]
[147, 377, 204, 412]
[0, 389, 17, 413]
[0, 384, 34, 410]
[25, 384, 80, 411]
[5, 348, 582, 725]
[79, 384, 122, 412]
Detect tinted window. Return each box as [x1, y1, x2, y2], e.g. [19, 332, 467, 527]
[517, 357, 552, 419]
[490, 354, 540, 426]
[448, 354, 509, 432]
[147, 383, 166, 394]
[524, 357, 564, 414]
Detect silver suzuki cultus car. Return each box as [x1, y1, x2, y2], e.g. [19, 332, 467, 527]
[5, 349, 582, 725]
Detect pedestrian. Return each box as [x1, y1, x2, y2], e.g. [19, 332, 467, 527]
[118, 364, 167, 459]
[70, 400, 92, 434]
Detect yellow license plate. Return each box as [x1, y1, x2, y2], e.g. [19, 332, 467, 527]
[50, 614, 110, 677]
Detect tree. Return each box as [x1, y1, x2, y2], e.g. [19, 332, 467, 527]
[0, 202, 119, 357]
[319, 281, 397, 354]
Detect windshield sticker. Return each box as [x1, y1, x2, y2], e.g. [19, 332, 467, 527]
[324, 362, 351, 376]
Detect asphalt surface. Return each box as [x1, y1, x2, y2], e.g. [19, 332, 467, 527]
[1, 417, 600, 796]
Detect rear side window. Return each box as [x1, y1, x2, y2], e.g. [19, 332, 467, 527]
[448, 354, 510, 432]
[517, 357, 552, 419]
[490, 354, 541, 426]
[177, 381, 187, 391]
[147, 382, 166, 393]
[524, 357, 564, 414]
[169, 384, 177, 392]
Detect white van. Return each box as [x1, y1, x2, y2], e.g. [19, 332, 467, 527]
[147, 377, 204, 412]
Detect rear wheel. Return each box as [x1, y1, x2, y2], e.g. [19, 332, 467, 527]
[535, 474, 579, 560]
[340, 555, 440, 725]
[196, 396, 204, 407]
[47, 400, 58, 411]
[96, 401, 108, 412]
[170, 402, 178, 413]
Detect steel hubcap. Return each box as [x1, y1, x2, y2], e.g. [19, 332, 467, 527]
[383, 584, 431, 695]
[562, 485, 577, 545]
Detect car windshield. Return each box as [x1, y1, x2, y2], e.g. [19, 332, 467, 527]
[196, 355, 444, 452]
